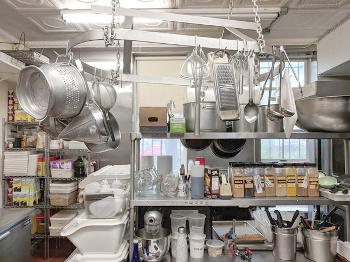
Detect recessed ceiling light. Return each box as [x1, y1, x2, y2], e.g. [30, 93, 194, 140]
[62, 12, 125, 24]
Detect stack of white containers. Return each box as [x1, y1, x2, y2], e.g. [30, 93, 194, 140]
[3, 151, 36, 176]
[49, 181, 78, 206]
[61, 165, 130, 262]
[188, 213, 206, 259]
[49, 210, 78, 236]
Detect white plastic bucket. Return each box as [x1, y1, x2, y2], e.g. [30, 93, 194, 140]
[171, 234, 178, 258]
[188, 213, 206, 237]
[189, 234, 206, 259]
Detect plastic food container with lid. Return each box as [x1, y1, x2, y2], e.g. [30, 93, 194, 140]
[84, 193, 126, 219]
[60, 211, 129, 254]
[50, 210, 78, 227]
[188, 213, 206, 237]
[206, 240, 224, 257]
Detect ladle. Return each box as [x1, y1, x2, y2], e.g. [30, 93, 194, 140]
[278, 52, 294, 117]
[244, 53, 259, 127]
[266, 47, 284, 122]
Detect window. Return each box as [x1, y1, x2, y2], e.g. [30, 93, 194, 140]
[259, 60, 314, 162]
[140, 139, 185, 172]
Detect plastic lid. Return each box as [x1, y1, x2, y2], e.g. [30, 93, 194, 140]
[189, 234, 206, 240]
[206, 240, 224, 248]
[231, 233, 236, 240]
[195, 161, 200, 165]
[188, 213, 206, 219]
[170, 213, 186, 219]
[133, 239, 139, 244]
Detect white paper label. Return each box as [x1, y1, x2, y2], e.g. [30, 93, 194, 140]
[264, 175, 272, 187]
[302, 175, 308, 189]
[253, 175, 263, 194]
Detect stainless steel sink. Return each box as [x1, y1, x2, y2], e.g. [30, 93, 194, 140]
[295, 96, 350, 132]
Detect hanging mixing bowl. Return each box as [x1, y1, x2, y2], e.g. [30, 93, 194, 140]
[39, 117, 70, 138]
[16, 63, 87, 121]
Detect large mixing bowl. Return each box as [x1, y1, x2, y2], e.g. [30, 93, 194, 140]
[296, 96, 350, 132]
[135, 228, 171, 262]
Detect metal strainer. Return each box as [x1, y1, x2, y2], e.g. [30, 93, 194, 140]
[16, 62, 87, 120]
[58, 103, 109, 144]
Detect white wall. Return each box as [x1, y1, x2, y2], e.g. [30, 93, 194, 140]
[318, 19, 350, 75]
[0, 80, 15, 207]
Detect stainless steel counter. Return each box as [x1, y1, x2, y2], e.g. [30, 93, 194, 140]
[0, 208, 34, 233]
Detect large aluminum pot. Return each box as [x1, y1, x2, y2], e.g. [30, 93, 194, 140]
[136, 228, 171, 262]
[16, 63, 87, 120]
[296, 96, 350, 132]
[183, 102, 226, 132]
[301, 225, 338, 262]
[258, 104, 284, 133]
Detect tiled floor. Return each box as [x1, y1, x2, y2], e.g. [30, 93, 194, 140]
[31, 239, 75, 262]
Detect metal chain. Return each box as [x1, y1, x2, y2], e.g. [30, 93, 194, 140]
[252, 0, 265, 53]
[115, 0, 121, 85]
[227, 0, 234, 20]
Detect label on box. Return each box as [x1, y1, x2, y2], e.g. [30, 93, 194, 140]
[170, 118, 186, 133]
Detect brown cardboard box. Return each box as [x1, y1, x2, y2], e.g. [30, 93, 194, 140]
[139, 107, 168, 133]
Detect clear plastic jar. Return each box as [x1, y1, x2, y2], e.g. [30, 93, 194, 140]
[244, 163, 254, 198]
[265, 163, 276, 197]
[285, 164, 297, 197]
[230, 162, 244, 198]
[305, 163, 319, 197]
[275, 163, 286, 197]
[296, 163, 308, 197]
[254, 163, 265, 197]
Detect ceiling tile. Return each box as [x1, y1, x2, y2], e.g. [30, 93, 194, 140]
[52, 0, 172, 9]
[26, 13, 85, 32]
[6, 0, 55, 9]
[179, 0, 228, 9]
[234, 0, 289, 8]
[134, 21, 175, 31]
[289, 0, 350, 9]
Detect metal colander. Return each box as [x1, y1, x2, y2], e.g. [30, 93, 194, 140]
[58, 103, 109, 144]
[16, 63, 87, 120]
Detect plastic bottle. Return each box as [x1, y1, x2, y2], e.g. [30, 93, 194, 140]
[112, 178, 122, 189]
[176, 227, 188, 262]
[100, 179, 112, 193]
[191, 161, 204, 199]
[131, 239, 141, 262]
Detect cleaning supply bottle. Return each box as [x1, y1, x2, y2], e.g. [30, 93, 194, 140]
[191, 161, 204, 199]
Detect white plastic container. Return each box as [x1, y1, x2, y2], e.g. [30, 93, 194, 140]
[84, 193, 126, 219]
[50, 191, 77, 206]
[61, 211, 129, 254]
[50, 182, 78, 194]
[49, 226, 62, 236]
[189, 234, 206, 259]
[206, 240, 224, 257]
[65, 240, 129, 262]
[188, 213, 206, 237]
[51, 169, 75, 179]
[171, 234, 178, 257]
[50, 210, 78, 227]
[170, 213, 187, 236]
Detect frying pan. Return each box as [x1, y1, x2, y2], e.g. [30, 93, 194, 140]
[209, 142, 243, 159]
[181, 139, 211, 151]
[213, 139, 246, 154]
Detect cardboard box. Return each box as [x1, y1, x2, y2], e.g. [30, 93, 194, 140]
[139, 107, 168, 133]
[170, 118, 186, 133]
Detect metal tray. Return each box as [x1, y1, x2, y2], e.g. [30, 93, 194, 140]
[212, 220, 265, 244]
[320, 188, 350, 202]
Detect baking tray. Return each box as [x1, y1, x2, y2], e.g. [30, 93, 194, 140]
[320, 188, 350, 202]
[212, 221, 265, 244]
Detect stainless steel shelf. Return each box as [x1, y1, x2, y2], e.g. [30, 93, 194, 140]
[131, 196, 344, 207]
[48, 177, 84, 181]
[32, 234, 47, 239]
[5, 148, 45, 151]
[4, 204, 46, 208]
[50, 149, 90, 153]
[3, 176, 46, 179]
[5, 122, 40, 125]
[139, 132, 350, 139]
[48, 204, 84, 209]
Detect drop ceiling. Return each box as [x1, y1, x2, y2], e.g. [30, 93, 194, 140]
[0, 0, 349, 50]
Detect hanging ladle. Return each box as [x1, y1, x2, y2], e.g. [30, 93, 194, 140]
[278, 52, 295, 117]
[243, 53, 259, 126]
[266, 47, 284, 122]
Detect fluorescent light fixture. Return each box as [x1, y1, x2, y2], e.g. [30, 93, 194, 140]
[62, 11, 125, 24]
[133, 18, 164, 27]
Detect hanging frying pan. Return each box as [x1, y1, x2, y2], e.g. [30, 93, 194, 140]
[181, 139, 212, 151]
[213, 139, 246, 154]
[210, 142, 244, 159]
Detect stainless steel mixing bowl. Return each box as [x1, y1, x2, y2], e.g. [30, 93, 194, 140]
[295, 96, 350, 132]
[135, 228, 171, 262]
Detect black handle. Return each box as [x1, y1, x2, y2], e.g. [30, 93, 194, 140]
[274, 210, 284, 228]
[289, 210, 299, 228]
[265, 209, 276, 226]
[321, 207, 338, 225]
[300, 216, 312, 229]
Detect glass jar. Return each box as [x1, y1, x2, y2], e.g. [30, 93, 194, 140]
[136, 167, 161, 196]
[162, 172, 179, 197]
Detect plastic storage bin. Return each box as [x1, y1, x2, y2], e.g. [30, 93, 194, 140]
[188, 213, 206, 237]
[50, 181, 77, 194]
[51, 169, 74, 179]
[65, 241, 129, 262]
[60, 211, 129, 254]
[50, 210, 78, 227]
[49, 226, 62, 237]
[170, 213, 187, 236]
[49, 191, 77, 206]
[84, 193, 126, 219]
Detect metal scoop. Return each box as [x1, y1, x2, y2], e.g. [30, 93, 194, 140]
[244, 54, 258, 126]
[267, 47, 284, 122]
[278, 52, 294, 117]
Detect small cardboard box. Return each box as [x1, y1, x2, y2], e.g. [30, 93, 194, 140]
[139, 107, 168, 133]
[170, 118, 186, 133]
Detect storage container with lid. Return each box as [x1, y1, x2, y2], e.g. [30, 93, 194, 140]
[253, 163, 265, 197]
[65, 240, 129, 262]
[285, 164, 297, 197]
[84, 193, 126, 219]
[50, 210, 78, 227]
[306, 163, 319, 197]
[230, 162, 244, 198]
[296, 163, 308, 197]
[49, 191, 77, 206]
[50, 181, 78, 194]
[206, 240, 224, 257]
[275, 163, 286, 197]
[264, 163, 276, 197]
[60, 211, 129, 254]
[243, 163, 254, 198]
